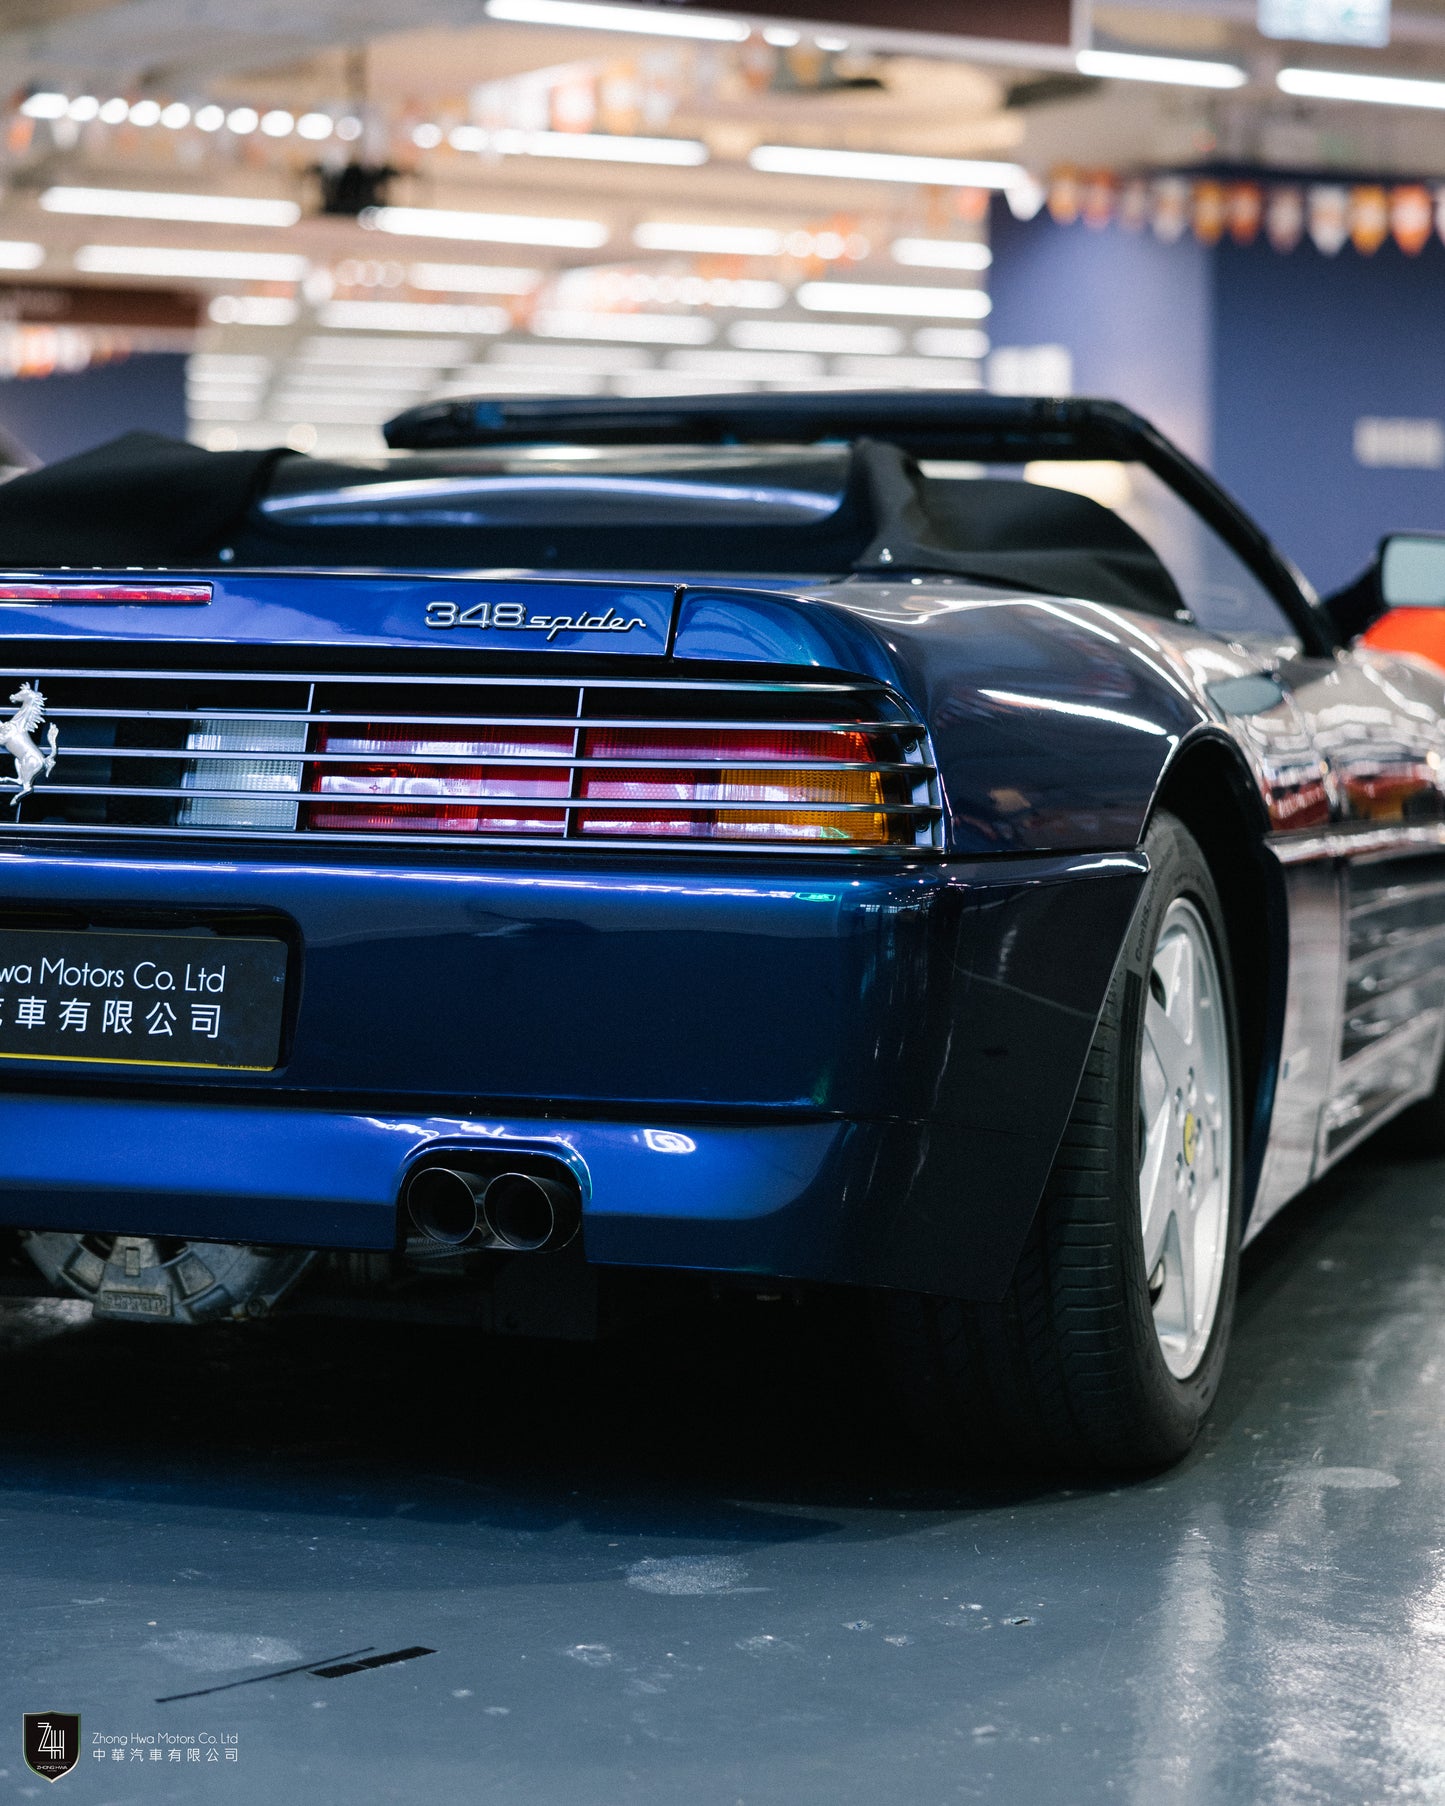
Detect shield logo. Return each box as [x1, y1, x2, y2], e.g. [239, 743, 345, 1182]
[23, 1713, 80, 1783]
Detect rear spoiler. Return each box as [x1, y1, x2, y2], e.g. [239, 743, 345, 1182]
[382, 390, 1329, 655]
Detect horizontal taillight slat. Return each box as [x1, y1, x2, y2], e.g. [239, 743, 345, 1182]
[2, 661, 943, 854]
[46, 709, 916, 734]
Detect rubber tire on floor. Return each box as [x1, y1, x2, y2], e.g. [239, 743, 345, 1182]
[878, 809, 1244, 1473]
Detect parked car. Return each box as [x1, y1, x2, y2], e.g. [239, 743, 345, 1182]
[0, 390, 1441, 1471]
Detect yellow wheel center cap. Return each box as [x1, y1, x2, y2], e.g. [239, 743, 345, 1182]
[1182, 1110, 1200, 1167]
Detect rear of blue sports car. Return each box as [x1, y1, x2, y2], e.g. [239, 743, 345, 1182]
[0, 423, 1152, 1355]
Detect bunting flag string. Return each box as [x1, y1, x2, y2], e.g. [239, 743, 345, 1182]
[1039, 166, 1445, 255]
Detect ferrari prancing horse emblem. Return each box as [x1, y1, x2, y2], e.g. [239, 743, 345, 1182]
[0, 681, 59, 808]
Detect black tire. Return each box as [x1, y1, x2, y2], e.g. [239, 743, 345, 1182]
[878, 809, 1244, 1472]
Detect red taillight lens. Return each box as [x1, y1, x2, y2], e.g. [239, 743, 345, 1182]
[0, 581, 213, 604]
[305, 724, 572, 834]
[300, 721, 924, 845]
[577, 727, 898, 844]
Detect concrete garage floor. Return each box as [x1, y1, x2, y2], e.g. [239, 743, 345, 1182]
[2, 1145, 1444, 1805]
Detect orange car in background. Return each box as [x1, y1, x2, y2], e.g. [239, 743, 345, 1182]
[1364, 607, 1445, 670]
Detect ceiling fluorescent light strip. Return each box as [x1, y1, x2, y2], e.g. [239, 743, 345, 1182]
[890, 238, 992, 271]
[74, 246, 308, 280]
[634, 222, 787, 256]
[531, 310, 717, 345]
[1076, 49, 1246, 88]
[408, 263, 542, 294]
[447, 126, 707, 166]
[729, 319, 903, 355]
[297, 337, 468, 363]
[484, 0, 748, 39]
[41, 187, 300, 226]
[208, 296, 299, 325]
[1276, 67, 1445, 107]
[0, 243, 43, 270]
[365, 206, 609, 249]
[796, 281, 991, 320]
[317, 300, 511, 334]
[749, 145, 1025, 189]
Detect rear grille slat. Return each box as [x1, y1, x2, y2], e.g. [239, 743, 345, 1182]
[1, 659, 944, 855]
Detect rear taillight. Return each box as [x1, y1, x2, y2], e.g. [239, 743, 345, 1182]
[292, 718, 927, 847]
[305, 724, 572, 834]
[576, 727, 900, 844]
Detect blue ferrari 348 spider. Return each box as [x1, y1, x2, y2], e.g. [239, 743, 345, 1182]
[0, 388, 1442, 1471]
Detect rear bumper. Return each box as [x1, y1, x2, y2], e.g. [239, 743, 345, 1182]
[0, 843, 1146, 1300]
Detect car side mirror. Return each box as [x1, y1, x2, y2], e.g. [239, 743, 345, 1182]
[1380, 533, 1445, 609]
[1322, 532, 1445, 646]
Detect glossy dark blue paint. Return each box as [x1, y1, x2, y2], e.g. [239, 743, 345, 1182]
[679, 582, 1209, 852]
[0, 567, 1211, 1298]
[0, 572, 676, 653]
[0, 839, 1144, 1299]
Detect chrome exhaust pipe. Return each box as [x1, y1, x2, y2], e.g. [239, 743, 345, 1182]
[404, 1164, 581, 1252]
[482, 1171, 580, 1252]
[405, 1166, 485, 1246]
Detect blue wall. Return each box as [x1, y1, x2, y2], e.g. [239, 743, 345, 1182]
[1213, 238, 1445, 595]
[989, 206, 1445, 597]
[0, 353, 187, 467]
[989, 205, 1213, 465]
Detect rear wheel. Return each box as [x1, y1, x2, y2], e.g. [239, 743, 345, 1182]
[879, 809, 1242, 1471]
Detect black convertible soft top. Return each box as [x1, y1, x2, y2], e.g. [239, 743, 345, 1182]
[0, 427, 1188, 619]
[0, 432, 287, 568]
[0, 396, 1328, 649]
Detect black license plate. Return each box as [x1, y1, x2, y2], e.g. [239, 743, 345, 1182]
[0, 928, 288, 1071]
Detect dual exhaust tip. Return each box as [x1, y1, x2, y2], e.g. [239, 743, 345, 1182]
[405, 1163, 581, 1254]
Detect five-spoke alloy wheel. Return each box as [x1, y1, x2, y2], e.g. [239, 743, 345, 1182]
[881, 809, 1244, 1471]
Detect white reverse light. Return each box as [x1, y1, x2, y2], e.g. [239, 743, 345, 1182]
[797, 280, 991, 320]
[891, 237, 992, 271]
[42, 187, 300, 226]
[484, 0, 749, 39]
[1277, 66, 1445, 107]
[1076, 49, 1247, 88]
[634, 221, 787, 255]
[0, 243, 44, 270]
[365, 206, 609, 249]
[75, 245, 309, 280]
[749, 144, 1025, 189]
